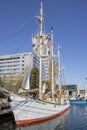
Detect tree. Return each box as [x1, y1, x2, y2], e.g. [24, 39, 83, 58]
[1, 73, 23, 92]
[14, 73, 23, 92]
[30, 66, 39, 90]
[0, 77, 3, 87]
[1, 74, 14, 91]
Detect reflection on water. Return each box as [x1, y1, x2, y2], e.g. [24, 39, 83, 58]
[55, 105, 87, 130]
[1, 105, 87, 130]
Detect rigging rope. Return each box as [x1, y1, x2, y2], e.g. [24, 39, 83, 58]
[0, 17, 34, 54]
[0, 37, 31, 53]
[0, 17, 33, 41]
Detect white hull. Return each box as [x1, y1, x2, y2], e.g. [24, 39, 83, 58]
[10, 94, 70, 126]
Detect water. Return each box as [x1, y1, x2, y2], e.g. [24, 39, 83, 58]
[0, 104, 87, 130]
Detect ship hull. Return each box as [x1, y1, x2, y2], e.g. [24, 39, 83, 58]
[10, 94, 70, 127]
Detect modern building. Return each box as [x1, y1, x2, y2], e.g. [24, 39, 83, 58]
[33, 53, 47, 80]
[0, 52, 33, 78]
[62, 84, 77, 98]
[32, 39, 50, 81]
[79, 89, 87, 97]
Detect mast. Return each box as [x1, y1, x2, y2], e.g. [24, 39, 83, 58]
[58, 45, 62, 104]
[58, 45, 61, 92]
[37, 2, 43, 36]
[33, 2, 52, 100]
[38, 2, 43, 99]
[51, 27, 54, 102]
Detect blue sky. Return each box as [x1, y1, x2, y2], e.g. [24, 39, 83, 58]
[0, 0, 87, 89]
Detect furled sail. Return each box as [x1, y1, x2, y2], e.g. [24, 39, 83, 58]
[21, 67, 31, 90]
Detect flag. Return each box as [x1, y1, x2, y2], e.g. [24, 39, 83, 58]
[46, 36, 51, 48]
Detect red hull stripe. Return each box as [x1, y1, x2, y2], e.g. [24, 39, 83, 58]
[16, 106, 70, 127]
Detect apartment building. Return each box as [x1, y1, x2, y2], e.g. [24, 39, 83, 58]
[0, 52, 33, 77]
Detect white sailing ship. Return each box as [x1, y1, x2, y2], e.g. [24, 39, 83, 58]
[10, 2, 70, 127]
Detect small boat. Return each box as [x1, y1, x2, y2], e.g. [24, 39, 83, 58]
[10, 2, 70, 127]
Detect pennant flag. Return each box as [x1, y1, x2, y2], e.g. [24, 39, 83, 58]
[47, 36, 51, 48]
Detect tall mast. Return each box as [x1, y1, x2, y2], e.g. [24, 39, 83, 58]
[39, 2, 43, 99]
[51, 27, 54, 102]
[58, 45, 62, 104]
[58, 45, 61, 92]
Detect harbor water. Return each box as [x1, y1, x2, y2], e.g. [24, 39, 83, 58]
[0, 104, 87, 130]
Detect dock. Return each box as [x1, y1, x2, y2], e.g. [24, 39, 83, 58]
[0, 85, 14, 120]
